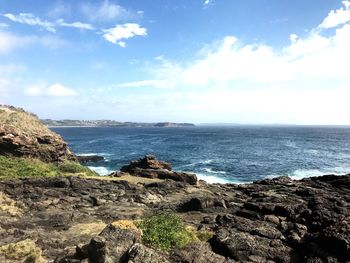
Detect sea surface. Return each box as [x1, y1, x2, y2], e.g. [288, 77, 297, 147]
[52, 126, 350, 183]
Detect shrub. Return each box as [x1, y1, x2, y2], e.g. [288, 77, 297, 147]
[138, 212, 197, 251]
[58, 161, 97, 176]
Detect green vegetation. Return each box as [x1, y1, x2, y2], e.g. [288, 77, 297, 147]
[138, 213, 198, 251]
[0, 156, 97, 179]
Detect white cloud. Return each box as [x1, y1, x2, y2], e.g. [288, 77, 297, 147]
[56, 19, 94, 30]
[148, 18, 350, 88]
[111, 1, 350, 124]
[47, 83, 78, 97]
[0, 30, 33, 54]
[0, 23, 8, 28]
[203, 0, 214, 8]
[3, 13, 56, 32]
[319, 1, 350, 28]
[116, 79, 172, 88]
[102, 23, 147, 45]
[48, 2, 71, 18]
[81, 0, 131, 22]
[117, 41, 126, 47]
[0, 30, 70, 54]
[0, 64, 26, 97]
[24, 83, 78, 97]
[3, 13, 95, 33]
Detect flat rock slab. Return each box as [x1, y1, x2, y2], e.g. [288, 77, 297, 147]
[1, 174, 350, 262]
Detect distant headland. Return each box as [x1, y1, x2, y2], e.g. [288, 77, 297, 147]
[41, 119, 195, 128]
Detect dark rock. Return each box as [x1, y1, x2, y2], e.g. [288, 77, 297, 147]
[121, 155, 172, 172]
[127, 243, 170, 263]
[84, 224, 139, 263]
[178, 197, 226, 212]
[2, 173, 350, 262]
[120, 155, 197, 185]
[171, 242, 232, 263]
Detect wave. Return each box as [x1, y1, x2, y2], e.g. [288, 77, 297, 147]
[196, 173, 231, 184]
[284, 140, 298, 149]
[202, 168, 226, 174]
[180, 159, 214, 167]
[77, 152, 112, 156]
[267, 167, 350, 181]
[87, 166, 113, 176]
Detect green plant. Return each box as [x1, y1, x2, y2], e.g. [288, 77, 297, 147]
[138, 212, 197, 251]
[0, 156, 97, 179]
[58, 161, 97, 176]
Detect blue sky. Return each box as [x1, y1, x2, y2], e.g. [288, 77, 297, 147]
[1, 0, 350, 124]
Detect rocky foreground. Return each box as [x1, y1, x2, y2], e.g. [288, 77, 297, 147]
[1, 170, 350, 262]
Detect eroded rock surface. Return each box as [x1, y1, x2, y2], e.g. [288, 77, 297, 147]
[120, 155, 197, 185]
[1, 174, 350, 262]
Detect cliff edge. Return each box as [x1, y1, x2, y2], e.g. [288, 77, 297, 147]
[0, 105, 76, 162]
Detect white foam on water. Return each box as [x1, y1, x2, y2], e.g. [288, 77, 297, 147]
[77, 152, 112, 156]
[88, 166, 112, 176]
[267, 167, 350, 181]
[196, 173, 231, 184]
[202, 168, 226, 174]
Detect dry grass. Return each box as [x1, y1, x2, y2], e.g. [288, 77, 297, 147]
[0, 239, 46, 263]
[84, 174, 163, 184]
[0, 192, 22, 217]
[66, 221, 107, 238]
[0, 105, 55, 138]
[112, 220, 142, 237]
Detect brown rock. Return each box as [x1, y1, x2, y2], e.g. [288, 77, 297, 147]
[0, 105, 76, 162]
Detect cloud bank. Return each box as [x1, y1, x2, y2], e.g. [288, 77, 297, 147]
[113, 1, 350, 124]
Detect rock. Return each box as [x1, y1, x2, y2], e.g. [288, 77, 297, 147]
[178, 197, 226, 212]
[2, 173, 350, 262]
[120, 155, 197, 185]
[121, 155, 172, 172]
[77, 155, 104, 164]
[127, 243, 170, 263]
[110, 171, 129, 177]
[80, 224, 140, 263]
[171, 242, 233, 263]
[0, 105, 76, 162]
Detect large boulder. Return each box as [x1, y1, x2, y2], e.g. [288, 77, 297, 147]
[121, 155, 172, 172]
[120, 155, 197, 185]
[0, 105, 76, 162]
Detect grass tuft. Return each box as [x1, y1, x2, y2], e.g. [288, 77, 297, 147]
[138, 212, 197, 251]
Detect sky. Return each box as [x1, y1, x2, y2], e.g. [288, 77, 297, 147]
[1, 0, 350, 124]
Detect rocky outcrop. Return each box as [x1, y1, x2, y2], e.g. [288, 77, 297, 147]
[0, 105, 76, 162]
[1, 174, 350, 262]
[120, 155, 197, 185]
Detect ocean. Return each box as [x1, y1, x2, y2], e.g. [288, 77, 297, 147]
[52, 126, 350, 183]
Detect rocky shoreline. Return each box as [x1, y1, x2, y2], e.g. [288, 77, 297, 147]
[1, 169, 350, 262]
[1, 106, 350, 262]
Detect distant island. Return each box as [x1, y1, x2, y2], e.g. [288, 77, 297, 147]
[41, 119, 195, 128]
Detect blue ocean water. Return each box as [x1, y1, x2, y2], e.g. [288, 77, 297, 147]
[52, 126, 350, 183]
